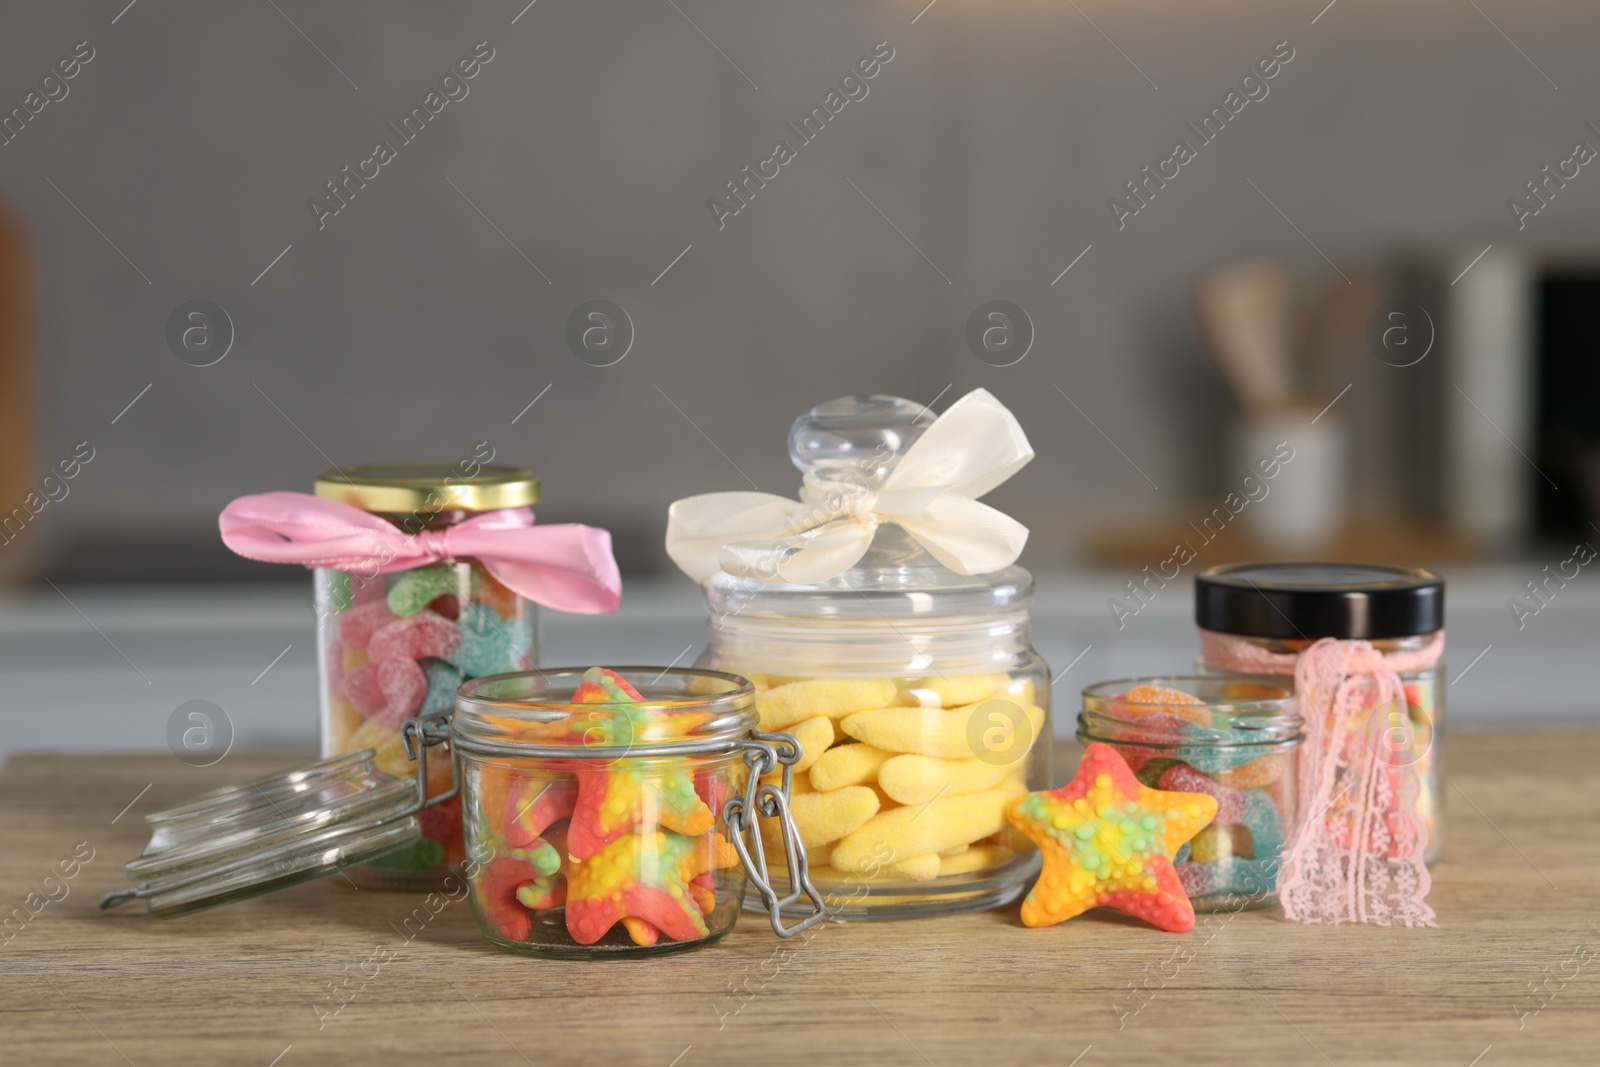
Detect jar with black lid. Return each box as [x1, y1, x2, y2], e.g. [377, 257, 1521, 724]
[1194, 562, 1445, 864]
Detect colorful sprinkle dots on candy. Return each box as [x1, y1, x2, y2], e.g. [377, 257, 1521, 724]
[566, 759, 714, 860]
[503, 778, 579, 849]
[563, 830, 737, 946]
[1006, 742, 1217, 933]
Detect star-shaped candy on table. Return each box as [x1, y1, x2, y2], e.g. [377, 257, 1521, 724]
[565, 829, 738, 946]
[1007, 742, 1218, 932]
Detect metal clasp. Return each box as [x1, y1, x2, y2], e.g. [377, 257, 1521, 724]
[724, 730, 826, 938]
[400, 710, 459, 815]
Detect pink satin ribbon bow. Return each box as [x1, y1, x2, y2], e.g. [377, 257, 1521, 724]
[219, 492, 622, 614]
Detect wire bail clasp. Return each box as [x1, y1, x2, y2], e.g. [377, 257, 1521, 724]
[724, 730, 826, 938]
[400, 709, 459, 815]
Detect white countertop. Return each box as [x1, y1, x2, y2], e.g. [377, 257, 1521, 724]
[0, 566, 1590, 763]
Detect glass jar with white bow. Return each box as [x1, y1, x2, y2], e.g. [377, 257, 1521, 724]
[667, 391, 1051, 920]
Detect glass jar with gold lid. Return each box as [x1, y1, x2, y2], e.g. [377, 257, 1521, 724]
[219, 460, 622, 891]
[314, 464, 543, 889]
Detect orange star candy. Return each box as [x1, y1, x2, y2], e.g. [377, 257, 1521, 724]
[1007, 742, 1218, 932]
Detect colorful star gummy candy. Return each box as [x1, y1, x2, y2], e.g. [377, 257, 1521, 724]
[503, 778, 578, 849]
[478, 856, 547, 941]
[560, 668, 716, 860]
[1007, 742, 1217, 932]
[564, 829, 737, 946]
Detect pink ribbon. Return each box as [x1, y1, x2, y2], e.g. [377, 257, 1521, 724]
[1201, 629, 1443, 927]
[219, 492, 622, 614]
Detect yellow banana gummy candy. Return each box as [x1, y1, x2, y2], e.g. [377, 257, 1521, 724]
[829, 785, 1021, 872]
[877, 753, 1018, 805]
[808, 742, 893, 791]
[840, 702, 1044, 760]
[786, 715, 836, 774]
[788, 786, 880, 849]
[756, 678, 899, 732]
[938, 844, 1014, 876]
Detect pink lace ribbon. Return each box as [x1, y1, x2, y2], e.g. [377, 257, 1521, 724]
[1200, 629, 1444, 927]
[219, 491, 622, 615]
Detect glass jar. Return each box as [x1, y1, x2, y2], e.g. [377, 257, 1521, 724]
[313, 464, 539, 889]
[451, 668, 823, 957]
[1194, 563, 1445, 864]
[690, 396, 1051, 920]
[1078, 676, 1301, 911]
[102, 669, 825, 960]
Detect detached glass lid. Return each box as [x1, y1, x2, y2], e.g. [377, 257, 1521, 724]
[668, 392, 1038, 623]
[101, 731, 451, 919]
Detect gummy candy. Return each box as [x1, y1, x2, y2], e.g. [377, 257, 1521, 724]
[755, 678, 899, 732]
[566, 765, 714, 860]
[1007, 743, 1215, 932]
[809, 743, 892, 792]
[1158, 763, 1248, 825]
[367, 609, 461, 664]
[387, 565, 461, 618]
[337, 600, 396, 650]
[340, 657, 428, 730]
[877, 752, 1017, 805]
[787, 716, 835, 774]
[478, 856, 546, 941]
[841, 702, 1045, 760]
[788, 786, 880, 850]
[452, 601, 531, 678]
[830, 783, 1024, 872]
[419, 658, 463, 716]
[563, 830, 737, 946]
[503, 778, 578, 849]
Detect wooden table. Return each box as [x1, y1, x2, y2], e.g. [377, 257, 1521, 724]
[3, 735, 1597, 1066]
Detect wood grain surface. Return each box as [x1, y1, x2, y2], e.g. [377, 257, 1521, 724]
[2, 734, 1597, 1066]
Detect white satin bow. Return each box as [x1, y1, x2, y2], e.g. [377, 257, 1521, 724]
[666, 388, 1034, 584]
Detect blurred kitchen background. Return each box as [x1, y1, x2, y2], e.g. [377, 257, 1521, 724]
[2, 0, 1598, 761]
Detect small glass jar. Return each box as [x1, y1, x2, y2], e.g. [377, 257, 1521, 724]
[314, 464, 540, 889]
[1078, 676, 1302, 911]
[1194, 563, 1445, 864]
[693, 397, 1051, 920]
[451, 668, 823, 957]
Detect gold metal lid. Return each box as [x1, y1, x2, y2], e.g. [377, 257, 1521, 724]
[313, 463, 539, 513]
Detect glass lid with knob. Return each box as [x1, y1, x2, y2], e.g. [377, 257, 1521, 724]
[668, 391, 1038, 626]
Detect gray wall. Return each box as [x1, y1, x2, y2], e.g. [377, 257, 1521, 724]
[2, 1, 1597, 572]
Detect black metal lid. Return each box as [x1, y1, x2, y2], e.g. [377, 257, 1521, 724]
[1194, 562, 1444, 640]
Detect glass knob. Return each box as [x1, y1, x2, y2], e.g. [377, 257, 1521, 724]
[787, 395, 933, 480]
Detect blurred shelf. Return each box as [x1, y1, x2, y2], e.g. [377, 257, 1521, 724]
[1088, 520, 1483, 568]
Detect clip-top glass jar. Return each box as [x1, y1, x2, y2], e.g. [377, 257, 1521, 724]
[452, 668, 824, 957]
[1078, 676, 1301, 911]
[1194, 562, 1445, 864]
[102, 668, 825, 960]
[691, 396, 1051, 920]
[314, 464, 539, 889]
